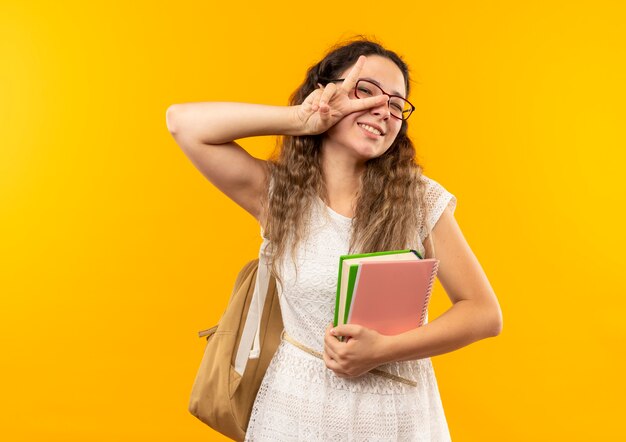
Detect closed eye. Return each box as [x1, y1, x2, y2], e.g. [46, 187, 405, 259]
[357, 86, 374, 96]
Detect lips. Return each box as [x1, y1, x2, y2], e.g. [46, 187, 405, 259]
[357, 122, 385, 136]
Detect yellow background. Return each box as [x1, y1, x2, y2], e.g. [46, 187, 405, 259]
[1, 0, 624, 440]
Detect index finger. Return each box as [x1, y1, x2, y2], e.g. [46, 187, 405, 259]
[340, 55, 366, 92]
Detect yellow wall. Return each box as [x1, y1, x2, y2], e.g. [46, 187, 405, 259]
[1, 1, 624, 440]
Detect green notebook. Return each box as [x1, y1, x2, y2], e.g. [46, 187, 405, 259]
[334, 249, 422, 328]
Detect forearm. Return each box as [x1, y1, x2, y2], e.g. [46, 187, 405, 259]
[165, 102, 304, 144]
[381, 299, 502, 363]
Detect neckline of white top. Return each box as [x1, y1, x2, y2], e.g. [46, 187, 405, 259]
[315, 196, 353, 222]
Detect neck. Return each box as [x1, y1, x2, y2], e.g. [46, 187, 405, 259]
[319, 141, 366, 209]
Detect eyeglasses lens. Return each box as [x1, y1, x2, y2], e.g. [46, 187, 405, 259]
[354, 80, 412, 120]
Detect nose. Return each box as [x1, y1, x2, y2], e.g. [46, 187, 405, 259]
[370, 96, 391, 120]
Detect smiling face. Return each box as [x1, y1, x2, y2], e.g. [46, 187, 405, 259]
[322, 55, 407, 162]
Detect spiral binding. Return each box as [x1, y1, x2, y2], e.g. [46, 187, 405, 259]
[419, 260, 439, 327]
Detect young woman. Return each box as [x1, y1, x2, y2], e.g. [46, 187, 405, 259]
[167, 39, 502, 441]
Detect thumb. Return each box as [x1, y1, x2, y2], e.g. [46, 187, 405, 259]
[332, 324, 362, 338]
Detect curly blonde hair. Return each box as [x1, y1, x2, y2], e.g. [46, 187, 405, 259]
[261, 38, 434, 287]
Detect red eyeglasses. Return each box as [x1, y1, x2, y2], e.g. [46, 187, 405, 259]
[328, 78, 415, 121]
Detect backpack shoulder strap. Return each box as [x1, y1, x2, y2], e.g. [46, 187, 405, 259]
[234, 237, 272, 376]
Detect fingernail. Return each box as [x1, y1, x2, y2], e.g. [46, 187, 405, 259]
[330, 328, 336, 336]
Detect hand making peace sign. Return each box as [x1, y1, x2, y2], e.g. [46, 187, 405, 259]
[293, 55, 389, 135]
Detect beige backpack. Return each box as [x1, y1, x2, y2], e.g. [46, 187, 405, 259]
[188, 257, 283, 441]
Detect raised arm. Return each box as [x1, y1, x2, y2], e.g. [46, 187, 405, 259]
[165, 56, 388, 223]
[165, 103, 300, 223]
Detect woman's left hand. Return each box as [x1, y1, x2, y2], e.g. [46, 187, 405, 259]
[323, 323, 390, 378]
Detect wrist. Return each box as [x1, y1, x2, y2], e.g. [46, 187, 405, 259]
[376, 333, 397, 365]
[285, 105, 308, 136]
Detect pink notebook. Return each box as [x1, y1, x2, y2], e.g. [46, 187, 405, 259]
[347, 259, 439, 335]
